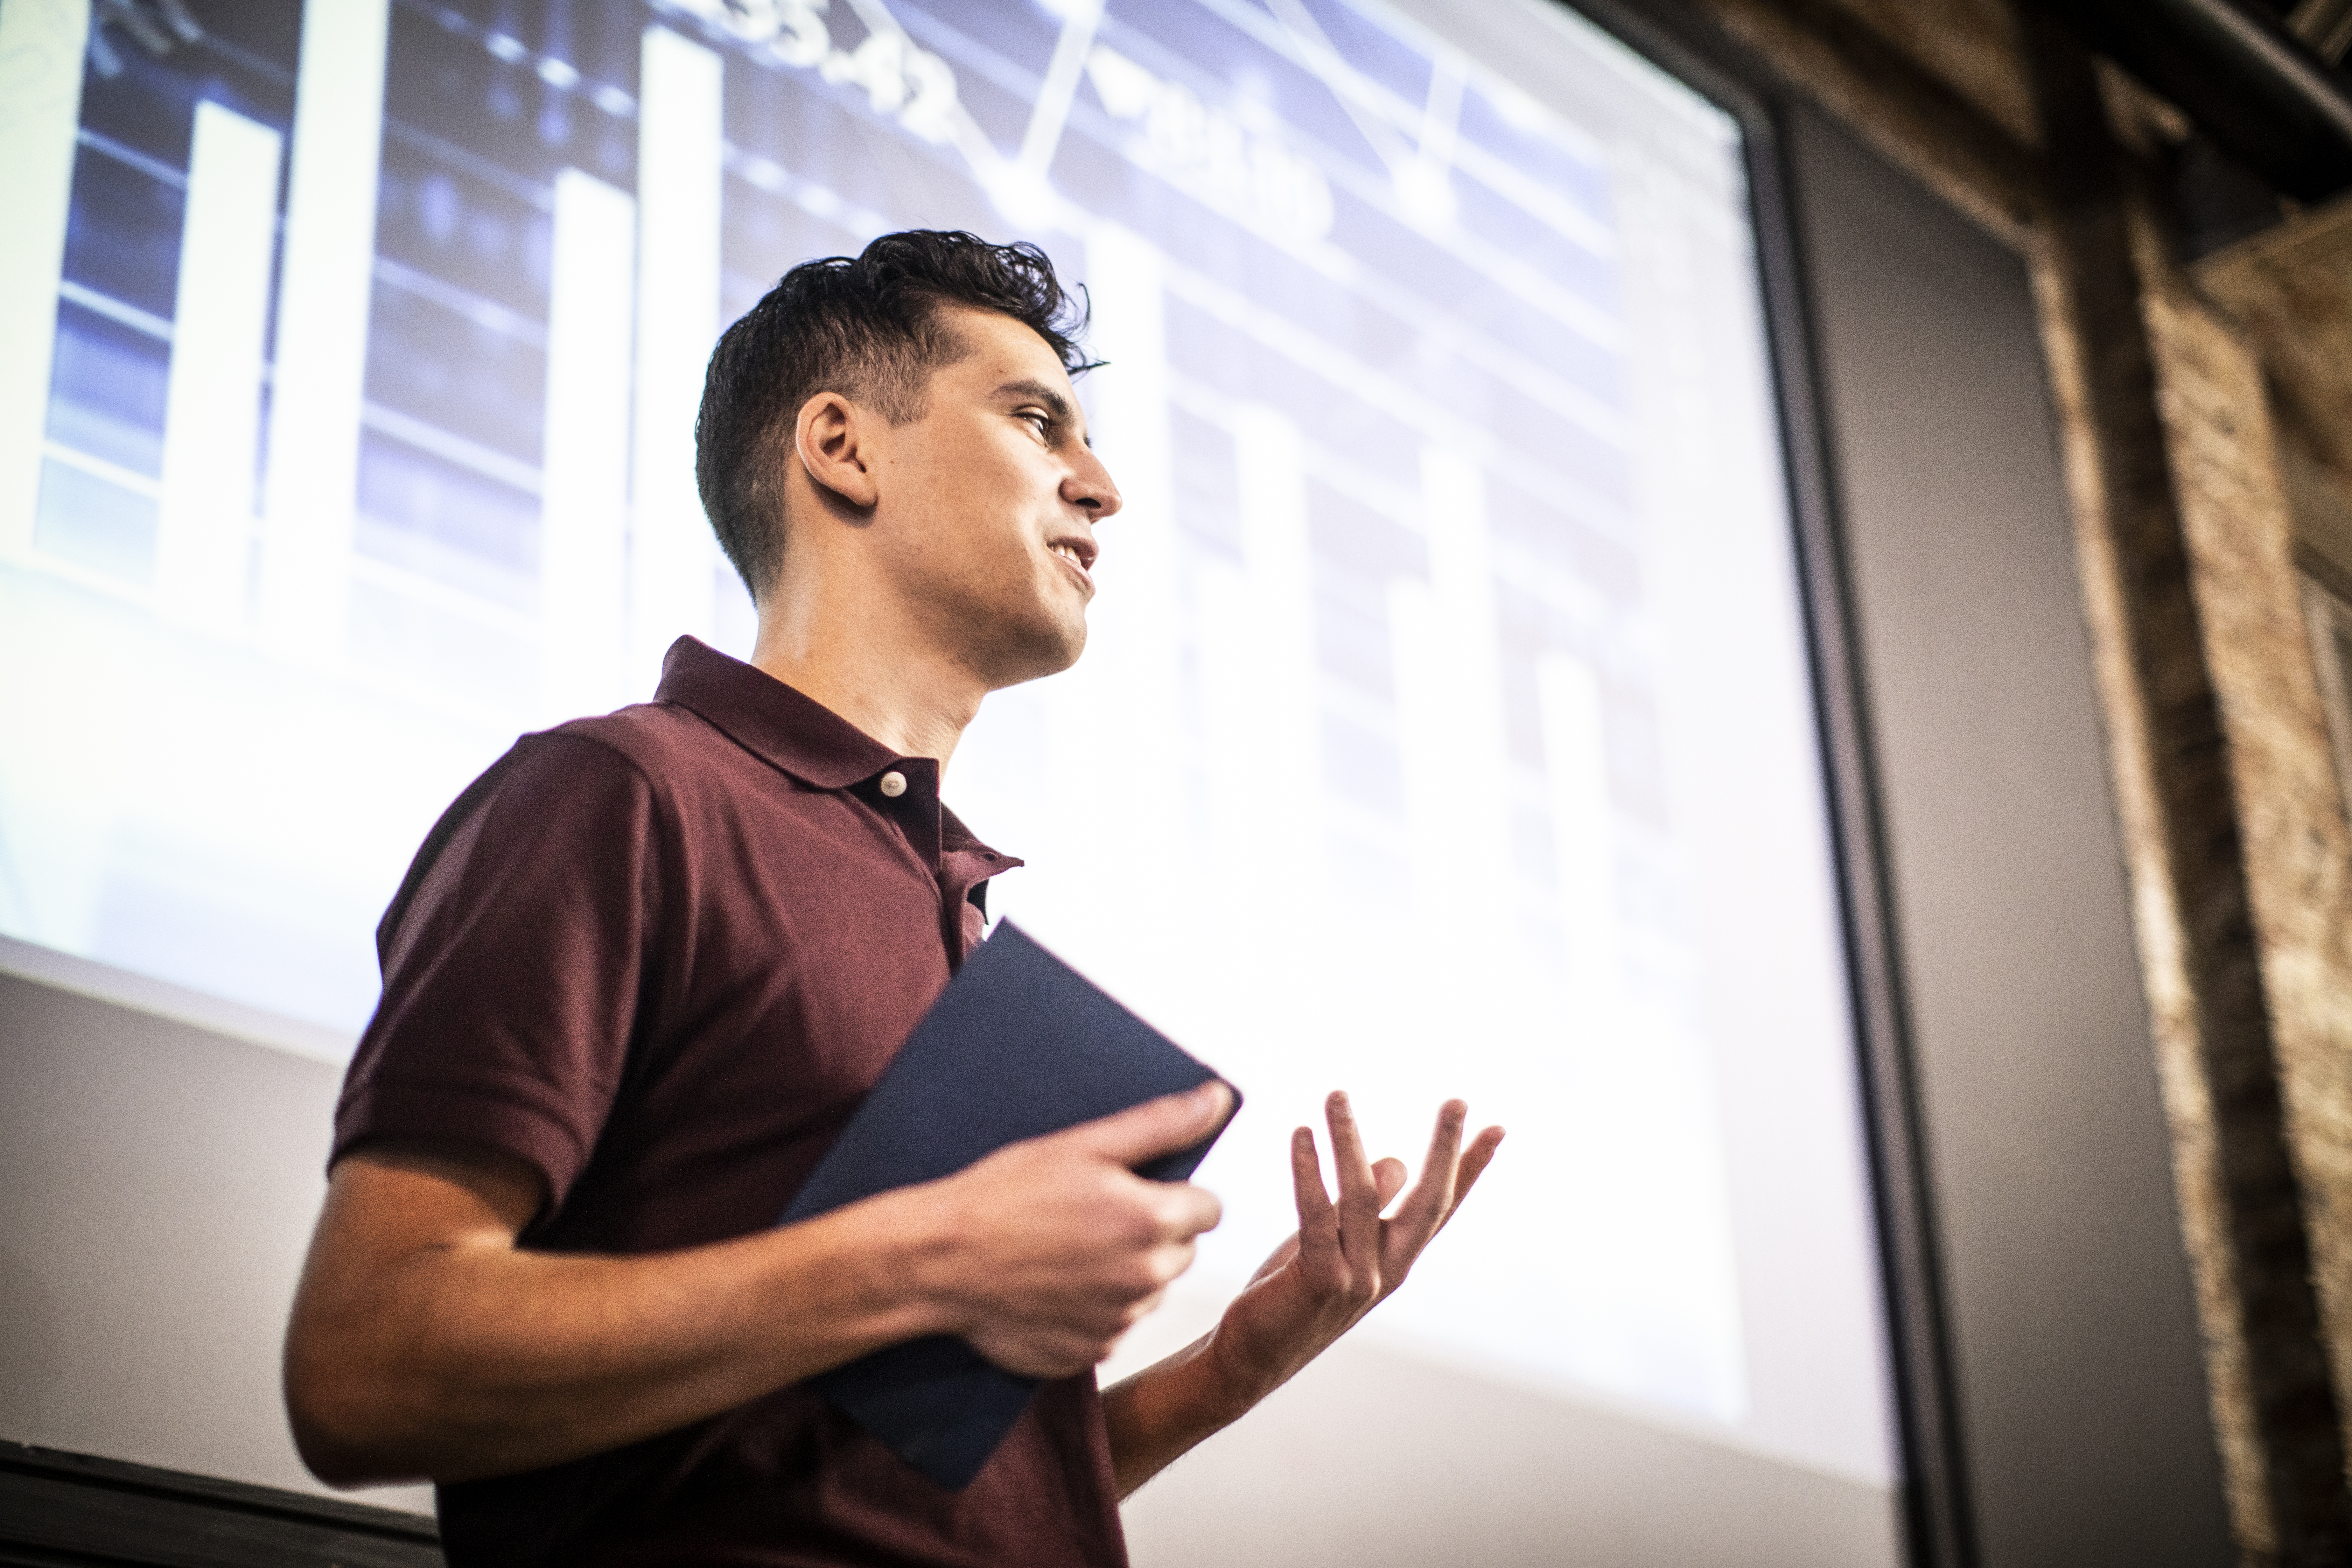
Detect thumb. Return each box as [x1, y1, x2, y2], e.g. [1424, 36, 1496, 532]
[1062, 1081, 1233, 1168]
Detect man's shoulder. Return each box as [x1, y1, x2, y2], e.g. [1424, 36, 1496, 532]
[433, 705, 726, 843]
[534, 700, 736, 782]
[378, 703, 750, 940]
[518, 701, 798, 826]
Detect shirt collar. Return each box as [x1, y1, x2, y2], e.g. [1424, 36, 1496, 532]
[655, 635, 903, 791]
[651, 636, 1018, 868]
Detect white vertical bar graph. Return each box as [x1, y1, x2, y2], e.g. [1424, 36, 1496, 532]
[1537, 650, 1623, 1027]
[1387, 577, 1458, 1006]
[1210, 404, 1324, 1256]
[1197, 556, 1263, 963]
[1234, 405, 1317, 796]
[156, 102, 284, 630]
[0, 0, 91, 556]
[629, 26, 724, 684]
[1414, 447, 1514, 977]
[1192, 551, 1315, 1258]
[258, 0, 390, 651]
[1233, 404, 1321, 989]
[1385, 444, 1525, 1134]
[541, 168, 637, 721]
[1422, 445, 1510, 830]
[1063, 222, 1187, 1002]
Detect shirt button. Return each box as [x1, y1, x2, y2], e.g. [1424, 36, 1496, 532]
[879, 770, 908, 798]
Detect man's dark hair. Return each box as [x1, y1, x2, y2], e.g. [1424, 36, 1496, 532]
[695, 230, 1098, 599]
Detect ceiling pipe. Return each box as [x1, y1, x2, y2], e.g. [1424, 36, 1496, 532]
[2039, 0, 2352, 202]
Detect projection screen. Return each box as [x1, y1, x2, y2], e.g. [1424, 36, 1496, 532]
[0, 0, 1900, 1547]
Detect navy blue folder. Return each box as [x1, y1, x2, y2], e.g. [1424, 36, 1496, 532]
[778, 919, 1238, 1489]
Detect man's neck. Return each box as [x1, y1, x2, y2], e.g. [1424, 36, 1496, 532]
[747, 604, 986, 772]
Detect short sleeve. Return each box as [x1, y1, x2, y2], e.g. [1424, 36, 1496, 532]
[332, 731, 662, 1212]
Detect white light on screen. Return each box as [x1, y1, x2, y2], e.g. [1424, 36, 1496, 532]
[1230, 404, 1321, 997]
[541, 168, 638, 723]
[0, 0, 89, 557]
[1538, 651, 1624, 1031]
[1383, 572, 1518, 1100]
[1190, 406, 1321, 1072]
[630, 25, 726, 688]
[156, 102, 283, 633]
[1390, 448, 1516, 1070]
[258, 0, 389, 654]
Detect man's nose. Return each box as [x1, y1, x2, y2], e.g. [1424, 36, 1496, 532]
[1068, 450, 1123, 519]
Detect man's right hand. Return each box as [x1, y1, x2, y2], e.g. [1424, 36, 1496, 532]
[909, 1080, 1231, 1377]
[285, 1082, 1231, 1486]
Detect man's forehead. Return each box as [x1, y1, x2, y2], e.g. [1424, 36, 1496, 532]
[936, 304, 1074, 390]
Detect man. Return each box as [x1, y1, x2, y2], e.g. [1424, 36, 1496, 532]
[285, 230, 1504, 1566]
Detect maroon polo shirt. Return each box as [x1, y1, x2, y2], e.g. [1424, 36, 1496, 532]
[331, 636, 1128, 1568]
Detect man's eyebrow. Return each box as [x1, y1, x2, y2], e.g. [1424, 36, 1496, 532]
[994, 377, 1080, 437]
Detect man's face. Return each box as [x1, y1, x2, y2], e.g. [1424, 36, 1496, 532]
[864, 305, 1121, 690]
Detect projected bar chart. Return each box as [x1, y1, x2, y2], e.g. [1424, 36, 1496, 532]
[258, 0, 388, 653]
[630, 22, 726, 677]
[539, 166, 637, 723]
[0, 0, 1893, 1489]
[154, 100, 280, 633]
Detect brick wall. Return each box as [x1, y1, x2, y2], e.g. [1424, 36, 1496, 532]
[1669, 1, 2352, 1561]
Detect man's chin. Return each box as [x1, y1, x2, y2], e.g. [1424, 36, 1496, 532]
[979, 620, 1087, 692]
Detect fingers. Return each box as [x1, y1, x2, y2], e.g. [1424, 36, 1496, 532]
[1290, 1125, 1340, 1274]
[1416, 1122, 1503, 1248]
[1153, 1178, 1224, 1242]
[1290, 1125, 1336, 1230]
[1063, 1080, 1233, 1167]
[1325, 1092, 1383, 1270]
[1435, 1125, 1506, 1235]
[1384, 1100, 1464, 1244]
[1281, 1096, 1505, 1307]
[1148, 1234, 1198, 1292]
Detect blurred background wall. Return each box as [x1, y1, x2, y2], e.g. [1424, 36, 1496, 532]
[1669, 1, 2352, 1561]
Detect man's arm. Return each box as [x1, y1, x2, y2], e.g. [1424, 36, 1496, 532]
[283, 1081, 1231, 1486]
[1101, 1093, 1503, 1497]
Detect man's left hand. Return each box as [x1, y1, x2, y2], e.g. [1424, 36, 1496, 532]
[1101, 1091, 1503, 1494]
[1205, 1093, 1504, 1405]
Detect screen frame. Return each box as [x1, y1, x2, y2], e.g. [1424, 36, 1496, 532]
[1522, 2, 1981, 1562]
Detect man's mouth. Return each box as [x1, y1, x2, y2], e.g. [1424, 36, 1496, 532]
[1049, 538, 1096, 582]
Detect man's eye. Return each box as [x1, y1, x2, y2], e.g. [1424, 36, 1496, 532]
[1022, 411, 1052, 439]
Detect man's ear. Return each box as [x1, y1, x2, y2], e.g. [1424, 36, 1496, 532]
[794, 391, 881, 513]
